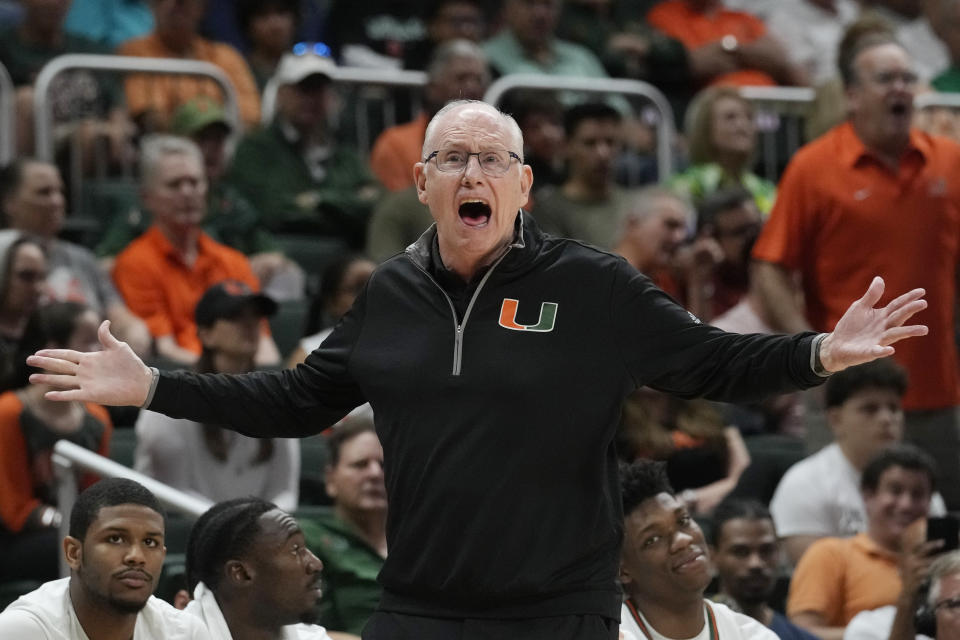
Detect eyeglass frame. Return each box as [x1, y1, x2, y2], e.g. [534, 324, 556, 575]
[423, 149, 524, 176]
[935, 597, 960, 614]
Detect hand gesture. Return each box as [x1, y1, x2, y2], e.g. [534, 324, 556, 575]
[819, 277, 928, 372]
[27, 320, 155, 407]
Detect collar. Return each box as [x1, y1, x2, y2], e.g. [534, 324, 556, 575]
[836, 121, 929, 169]
[186, 582, 305, 640]
[145, 225, 212, 263]
[851, 532, 899, 561]
[405, 209, 529, 274]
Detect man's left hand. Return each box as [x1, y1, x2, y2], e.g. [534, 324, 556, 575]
[819, 276, 927, 372]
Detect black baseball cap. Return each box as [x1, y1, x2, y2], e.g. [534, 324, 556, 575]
[194, 281, 278, 327]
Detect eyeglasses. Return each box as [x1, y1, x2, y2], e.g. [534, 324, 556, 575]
[868, 71, 918, 88]
[936, 597, 960, 614]
[424, 149, 522, 176]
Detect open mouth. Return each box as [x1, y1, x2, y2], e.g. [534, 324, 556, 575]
[459, 200, 491, 228]
[890, 102, 910, 119]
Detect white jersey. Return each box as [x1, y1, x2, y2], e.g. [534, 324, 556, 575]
[185, 581, 332, 640]
[0, 577, 206, 639]
[620, 599, 777, 640]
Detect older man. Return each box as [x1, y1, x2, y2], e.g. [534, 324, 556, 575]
[30, 100, 927, 640]
[225, 52, 380, 246]
[752, 33, 960, 509]
[112, 135, 279, 365]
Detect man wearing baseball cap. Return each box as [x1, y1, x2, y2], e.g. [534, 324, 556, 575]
[225, 51, 381, 248]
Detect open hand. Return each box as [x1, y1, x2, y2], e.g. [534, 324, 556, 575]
[819, 277, 928, 372]
[27, 320, 155, 407]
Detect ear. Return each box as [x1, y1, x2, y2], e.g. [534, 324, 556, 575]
[226, 559, 253, 586]
[826, 406, 842, 437]
[64, 536, 82, 571]
[196, 325, 213, 348]
[414, 163, 428, 204]
[324, 465, 339, 500]
[618, 561, 634, 589]
[519, 163, 533, 207]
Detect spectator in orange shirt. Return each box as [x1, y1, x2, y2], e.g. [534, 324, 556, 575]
[751, 32, 960, 510]
[0, 301, 111, 583]
[112, 135, 279, 366]
[646, 0, 808, 87]
[369, 39, 491, 192]
[117, 0, 261, 132]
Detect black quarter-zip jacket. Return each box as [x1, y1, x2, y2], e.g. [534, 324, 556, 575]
[150, 212, 825, 621]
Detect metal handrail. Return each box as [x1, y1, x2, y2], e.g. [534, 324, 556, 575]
[915, 92, 960, 109]
[484, 74, 676, 179]
[52, 439, 213, 577]
[0, 60, 14, 164]
[33, 54, 242, 162]
[260, 66, 427, 124]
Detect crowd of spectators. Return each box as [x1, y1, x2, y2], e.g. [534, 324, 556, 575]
[3, 0, 960, 638]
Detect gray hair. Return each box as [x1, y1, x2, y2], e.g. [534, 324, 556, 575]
[929, 550, 960, 606]
[617, 185, 695, 236]
[421, 99, 524, 159]
[427, 38, 489, 80]
[139, 134, 204, 189]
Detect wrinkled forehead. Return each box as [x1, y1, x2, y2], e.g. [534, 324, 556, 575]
[423, 104, 523, 156]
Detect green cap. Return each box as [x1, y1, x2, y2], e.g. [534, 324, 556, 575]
[170, 96, 231, 136]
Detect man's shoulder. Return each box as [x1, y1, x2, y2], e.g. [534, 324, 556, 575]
[138, 595, 207, 638]
[0, 578, 71, 637]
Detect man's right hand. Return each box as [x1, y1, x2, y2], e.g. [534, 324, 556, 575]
[27, 320, 155, 407]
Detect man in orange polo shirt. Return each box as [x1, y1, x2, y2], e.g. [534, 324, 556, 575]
[112, 134, 279, 366]
[646, 0, 807, 87]
[752, 32, 960, 509]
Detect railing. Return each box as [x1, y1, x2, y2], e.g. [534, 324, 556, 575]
[0, 60, 14, 165]
[33, 54, 242, 164]
[260, 66, 428, 154]
[739, 86, 817, 181]
[484, 74, 676, 180]
[52, 439, 213, 577]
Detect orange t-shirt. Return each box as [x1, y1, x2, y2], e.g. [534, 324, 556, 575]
[787, 533, 901, 626]
[0, 392, 112, 533]
[117, 33, 261, 128]
[753, 122, 960, 411]
[112, 226, 262, 354]
[370, 112, 429, 191]
[646, 0, 775, 87]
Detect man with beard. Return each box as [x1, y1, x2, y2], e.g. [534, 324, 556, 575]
[710, 499, 818, 640]
[184, 497, 350, 639]
[619, 460, 778, 640]
[0, 477, 205, 639]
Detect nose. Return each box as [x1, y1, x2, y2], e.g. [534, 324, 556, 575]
[669, 529, 694, 554]
[746, 551, 766, 570]
[305, 548, 323, 573]
[461, 154, 486, 182]
[124, 543, 146, 565]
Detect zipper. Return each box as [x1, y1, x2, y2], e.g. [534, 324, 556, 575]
[409, 247, 514, 376]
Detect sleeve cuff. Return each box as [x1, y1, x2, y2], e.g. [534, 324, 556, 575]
[140, 367, 160, 409]
[811, 333, 832, 378]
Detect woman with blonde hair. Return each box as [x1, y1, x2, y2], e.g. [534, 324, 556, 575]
[671, 85, 776, 214]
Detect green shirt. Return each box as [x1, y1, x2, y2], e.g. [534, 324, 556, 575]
[669, 163, 777, 215]
[932, 66, 960, 92]
[225, 121, 382, 247]
[301, 511, 384, 636]
[365, 186, 434, 263]
[534, 186, 635, 249]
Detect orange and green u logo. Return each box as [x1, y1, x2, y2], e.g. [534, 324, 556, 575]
[498, 298, 558, 332]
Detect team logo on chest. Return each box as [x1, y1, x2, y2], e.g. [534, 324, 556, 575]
[498, 298, 558, 332]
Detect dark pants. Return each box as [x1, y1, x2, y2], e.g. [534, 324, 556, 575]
[362, 612, 619, 640]
[0, 528, 59, 582]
